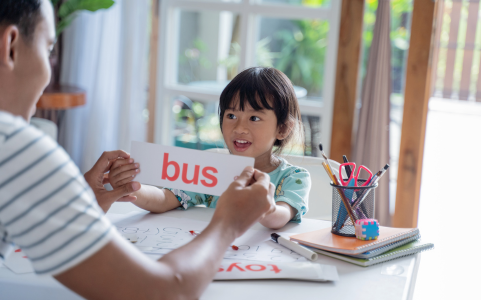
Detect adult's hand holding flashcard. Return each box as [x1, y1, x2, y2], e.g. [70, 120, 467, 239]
[130, 141, 254, 196]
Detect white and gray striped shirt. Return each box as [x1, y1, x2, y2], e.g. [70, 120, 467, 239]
[0, 111, 113, 275]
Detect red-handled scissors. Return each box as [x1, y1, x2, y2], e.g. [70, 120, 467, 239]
[339, 163, 373, 187]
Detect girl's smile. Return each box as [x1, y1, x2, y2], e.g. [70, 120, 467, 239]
[233, 139, 252, 152]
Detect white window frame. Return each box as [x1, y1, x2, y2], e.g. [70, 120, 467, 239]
[154, 0, 342, 156]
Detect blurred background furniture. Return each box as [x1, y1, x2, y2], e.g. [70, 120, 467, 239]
[30, 117, 58, 142]
[34, 85, 86, 131]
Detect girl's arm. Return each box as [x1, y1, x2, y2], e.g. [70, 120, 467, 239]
[131, 185, 181, 213]
[258, 202, 295, 229]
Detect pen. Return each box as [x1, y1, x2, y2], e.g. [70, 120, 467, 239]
[271, 233, 318, 261]
[342, 155, 352, 178]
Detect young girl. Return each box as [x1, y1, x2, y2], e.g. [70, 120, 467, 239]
[109, 67, 311, 229]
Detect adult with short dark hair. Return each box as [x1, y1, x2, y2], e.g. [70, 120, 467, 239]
[0, 1, 276, 299]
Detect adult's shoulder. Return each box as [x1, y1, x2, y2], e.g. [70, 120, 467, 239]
[0, 111, 55, 149]
[0, 111, 30, 140]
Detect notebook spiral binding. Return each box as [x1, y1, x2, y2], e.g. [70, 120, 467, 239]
[356, 229, 419, 250]
[365, 243, 434, 265]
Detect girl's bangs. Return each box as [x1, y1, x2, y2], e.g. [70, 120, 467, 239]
[221, 77, 274, 112]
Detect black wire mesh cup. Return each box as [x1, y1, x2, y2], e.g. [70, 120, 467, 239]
[331, 180, 378, 237]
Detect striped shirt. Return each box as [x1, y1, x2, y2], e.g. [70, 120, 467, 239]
[0, 111, 114, 275]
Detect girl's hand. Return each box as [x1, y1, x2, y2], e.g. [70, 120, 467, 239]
[108, 158, 140, 189]
[258, 201, 295, 230]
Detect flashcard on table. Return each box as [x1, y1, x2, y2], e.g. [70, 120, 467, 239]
[131, 141, 254, 196]
[214, 261, 339, 282]
[4, 248, 34, 274]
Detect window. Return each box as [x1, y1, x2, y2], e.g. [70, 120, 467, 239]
[154, 0, 341, 156]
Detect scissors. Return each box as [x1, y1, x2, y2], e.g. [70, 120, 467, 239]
[339, 163, 373, 187]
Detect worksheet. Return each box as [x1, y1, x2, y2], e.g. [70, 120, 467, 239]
[109, 212, 308, 263]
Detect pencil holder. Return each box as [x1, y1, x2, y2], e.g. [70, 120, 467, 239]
[330, 180, 377, 237]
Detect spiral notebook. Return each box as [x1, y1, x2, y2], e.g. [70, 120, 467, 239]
[309, 240, 434, 267]
[290, 226, 420, 255]
[346, 234, 421, 259]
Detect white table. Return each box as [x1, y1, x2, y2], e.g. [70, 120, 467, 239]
[0, 204, 421, 300]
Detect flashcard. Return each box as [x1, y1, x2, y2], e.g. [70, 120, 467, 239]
[4, 248, 34, 274]
[214, 261, 339, 282]
[130, 141, 254, 196]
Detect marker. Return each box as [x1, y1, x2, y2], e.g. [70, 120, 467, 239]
[271, 233, 318, 261]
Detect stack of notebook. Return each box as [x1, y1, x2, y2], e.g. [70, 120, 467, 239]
[290, 227, 433, 267]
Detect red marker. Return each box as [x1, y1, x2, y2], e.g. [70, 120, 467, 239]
[231, 245, 239, 251]
[189, 230, 199, 236]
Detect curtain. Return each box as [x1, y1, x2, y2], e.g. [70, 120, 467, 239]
[59, 0, 150, 173]
[353, 0, 391, 225]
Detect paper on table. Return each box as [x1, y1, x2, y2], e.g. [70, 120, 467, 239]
[108, 212, 308, 263]
[3, 248, 34, 274]
[130, 141, 254, 196]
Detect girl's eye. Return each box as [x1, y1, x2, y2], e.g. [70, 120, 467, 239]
[227, 113, 236, 120]
[250, 116, 260, 121]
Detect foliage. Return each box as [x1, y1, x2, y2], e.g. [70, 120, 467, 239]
[219, 37, 279, 80]
[274, 19, 328, 96]
[51, 0, 115, 35]
[178, 39, 212, 84]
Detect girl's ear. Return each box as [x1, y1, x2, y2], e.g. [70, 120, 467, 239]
[276, 119, 294, 141]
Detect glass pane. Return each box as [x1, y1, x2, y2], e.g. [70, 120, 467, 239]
[256, 17, 330, 100]
[176, 10, 239, 89]
[172, 96, 224, 150]
[260, 0, 331, 8]
[301, 115, 320, 157]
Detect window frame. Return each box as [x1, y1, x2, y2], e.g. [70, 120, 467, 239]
[154, 0, 342, 156]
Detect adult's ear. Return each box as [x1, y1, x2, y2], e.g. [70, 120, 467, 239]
[0, 25, 20, 70]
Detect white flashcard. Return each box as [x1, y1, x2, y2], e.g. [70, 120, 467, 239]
[130, 141, 254, 196]
[214, 261, 339, 282]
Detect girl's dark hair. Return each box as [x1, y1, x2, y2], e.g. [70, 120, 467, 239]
[0, 0, 42, 40]
[219, 67, 304, 154]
